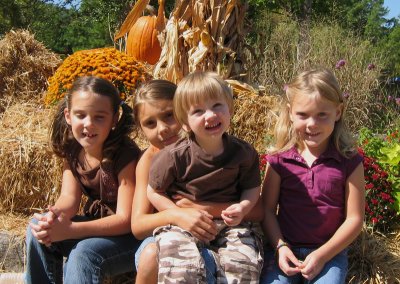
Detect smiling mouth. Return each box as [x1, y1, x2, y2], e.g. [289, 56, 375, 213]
[306, 132, 320, 137]
[205, 122, 221, 129]
[83, 132, 97, 138]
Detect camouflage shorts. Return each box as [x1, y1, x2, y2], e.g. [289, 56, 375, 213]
[154, 220, 264, 284]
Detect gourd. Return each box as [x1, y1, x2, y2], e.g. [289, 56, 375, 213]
[126, 15, 161, 65]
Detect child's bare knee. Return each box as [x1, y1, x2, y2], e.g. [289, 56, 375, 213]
[140, 242, 157, 264]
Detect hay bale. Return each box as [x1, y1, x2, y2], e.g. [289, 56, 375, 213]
[228, 80, 279, 153]
[0, 102, 62, 214]
[348, 227, 400, 283]
[0, 29, 61, 109]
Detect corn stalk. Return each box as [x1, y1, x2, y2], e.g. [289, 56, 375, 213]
[152, 0, 248, 82]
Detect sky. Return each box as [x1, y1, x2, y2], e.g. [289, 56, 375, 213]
[383, 0, 400, 19]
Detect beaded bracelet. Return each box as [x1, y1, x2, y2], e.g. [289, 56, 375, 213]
[275, 242, 289, 256]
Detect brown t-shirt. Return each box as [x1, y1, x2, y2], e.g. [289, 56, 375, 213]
[73, 144, 140, 215]
[149, 134, 261, 202]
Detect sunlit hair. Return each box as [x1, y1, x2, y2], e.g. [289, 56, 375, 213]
[50, 76, 136, 171]
[132, 79, 177, 125]
[174, 71, 234, 131]
[271, 68, 357, 158]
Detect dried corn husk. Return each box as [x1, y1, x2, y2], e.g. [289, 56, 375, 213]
[153, 0, 248, 82]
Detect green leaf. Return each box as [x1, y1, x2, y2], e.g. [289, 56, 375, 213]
[380, 144, 400, 165]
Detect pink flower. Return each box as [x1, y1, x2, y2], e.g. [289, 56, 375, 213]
[367, 63, 376, 70]
[388, 96, 393, 101]
[342, 92, 350, 99]
[372, 217, 378, 224]
[371, 199, 379, 205]
[335, 59, 346, 69]
[396, 98, 400, 106]
[283, 84, 288, 91]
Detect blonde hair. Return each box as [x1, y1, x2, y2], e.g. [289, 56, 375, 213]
[272, 68, 357, 158]
[173, 71, 234, 129]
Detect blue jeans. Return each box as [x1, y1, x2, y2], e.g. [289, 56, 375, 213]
[260, 246, 348, 284]
[135, 236, 217, 284]
[25, 216, 141, 284]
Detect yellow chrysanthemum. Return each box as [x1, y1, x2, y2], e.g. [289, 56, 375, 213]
[45, 47, 152, 105]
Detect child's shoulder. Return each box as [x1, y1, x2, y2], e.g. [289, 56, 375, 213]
[226, 134, 257, 153]
[153, 137, 191, 162]
[120, 142, 141, 157]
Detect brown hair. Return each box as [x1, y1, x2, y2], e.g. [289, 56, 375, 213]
[50, 76, 136, 169]
[132, 79, 177, 125]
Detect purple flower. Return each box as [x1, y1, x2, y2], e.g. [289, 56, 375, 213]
[367, 63, 376, 70]
[342, 92, 350, 99]
[335, 59, 346, 69]
[396, 98, 400, 106]
[283, 84, 288, 91]
[388, 96, 393, 101]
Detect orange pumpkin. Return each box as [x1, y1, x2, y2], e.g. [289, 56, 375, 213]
[126, 16, 161, 65]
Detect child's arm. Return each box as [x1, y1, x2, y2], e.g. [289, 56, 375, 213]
[147, 185, 178, 212]
[131, 148, 217, 242]
[299, 162, 365, 280]
[221, 186, 260, 226]
[262, 163, 301, 276]
[173, 196, 264, 221]
[29, 161, 82, 245]
[40, 160, 139, 242]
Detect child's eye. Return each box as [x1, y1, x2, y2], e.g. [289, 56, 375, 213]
[318, 112, 327, 118]
[164, 111, 175, 122]
[143, 120, 156, 128]
[165, 111, 174, 118]
[95, 116, 105, 120]
[296, 112, 307, 118]
[191, 109, 203, 115]
[75, 113, 85, 119]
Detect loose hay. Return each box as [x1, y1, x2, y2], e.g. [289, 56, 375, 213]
[0, 30, 61, 109]
[0, 102, 62, 215]
[348, 226, 400, 283]
[229, 83, 279, 152]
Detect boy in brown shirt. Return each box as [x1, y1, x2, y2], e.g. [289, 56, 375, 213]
[147, 71, 263, 283]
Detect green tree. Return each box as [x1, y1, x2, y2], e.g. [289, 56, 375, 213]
[0, 0, 25, 35]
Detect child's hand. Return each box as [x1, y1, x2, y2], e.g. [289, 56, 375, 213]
[175, 208, 217, 242]
[43, 207, 73, 243]
[221, 203, 244, 226]
[29, 205, 60, 247]
[30, 213, 53, 246]
[277, 246, 302, 276]
[298, 250, 325, 280]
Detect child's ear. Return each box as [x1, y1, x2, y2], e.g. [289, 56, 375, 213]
[64, 108, 72, 125]
[335, 103, 343, 121]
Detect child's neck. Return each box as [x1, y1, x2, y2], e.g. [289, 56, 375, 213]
[298, 143, 328, 167]
[195, 136, 224, 156]
[81, 148, 102, 169]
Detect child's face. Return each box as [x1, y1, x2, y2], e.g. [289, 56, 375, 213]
[184, 97, 231, 144]
[138, 99, 181, 149]
[289, 91, 342, 154]
[64, 91, 117, 153]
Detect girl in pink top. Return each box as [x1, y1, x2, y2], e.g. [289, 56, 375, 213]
[261, 68, 365, 283]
